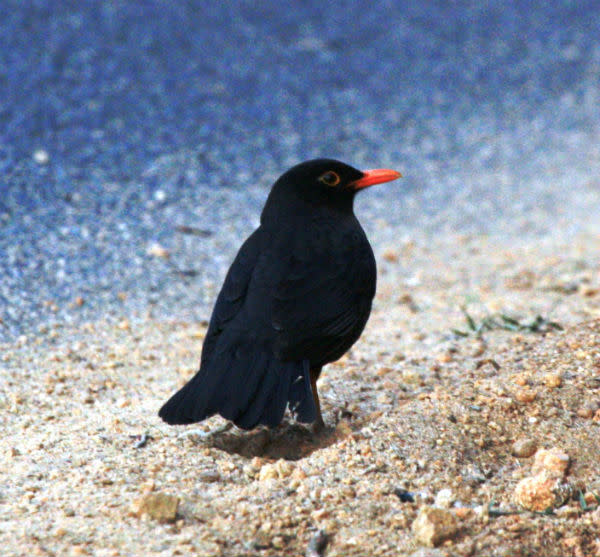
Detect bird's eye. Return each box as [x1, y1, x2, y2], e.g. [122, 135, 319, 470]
[318, 171, 341, 187]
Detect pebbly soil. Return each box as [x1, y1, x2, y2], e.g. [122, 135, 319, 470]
[1, 230, 600, 557]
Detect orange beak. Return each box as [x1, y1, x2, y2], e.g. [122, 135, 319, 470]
[350, 168, 402, 190]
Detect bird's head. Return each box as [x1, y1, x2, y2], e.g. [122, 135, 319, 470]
[262, 159, 401, 220]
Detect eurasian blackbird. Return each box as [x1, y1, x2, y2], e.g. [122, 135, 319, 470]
[159, 159, 401, 430]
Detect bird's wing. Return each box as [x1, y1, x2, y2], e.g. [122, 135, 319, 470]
[199, 228, 263, 368]
[272, 224, 376, 365]
[160, 226, 320, 428]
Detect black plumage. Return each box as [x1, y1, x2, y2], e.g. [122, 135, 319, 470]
[159, 159, 400, 430]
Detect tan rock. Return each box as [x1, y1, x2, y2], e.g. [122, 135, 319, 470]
[433, 488, 454, 508]
[132, 492, 180, 523]
[577, 407, 594, 419]
[543, 373, 562, 388]
[382, 248, 399, 263]
[555, 505, 581, 519]
[452, 507, 474, 520]
[258, 464, 278, 482]
[258, 459, 294, 482]
[512, 438, 537, 458]
[311, 508, 329, 521]
[272, 535, 285, 550]
[274, 458, 294, 478]
[513, 475, 572, 511]
[291, 466, 307, 480]
[514, 373, 530, 386]
[412, 506, 459, 547]
[515, 388, 537, 403]
[532, 448, 570, 478]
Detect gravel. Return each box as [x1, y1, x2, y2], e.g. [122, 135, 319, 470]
[1, 231, 599, 556]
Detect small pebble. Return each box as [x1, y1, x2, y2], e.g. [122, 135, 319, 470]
[131, 492, 179, 523]
[532, 448, 570, 478]
[452, 507, 474, 520]
[272, 535, 285, 550]
[512, 438, 537, 458]
[412, 506, 459, 547]
[311, 508, 329, 521]
[543, 373, 562, 388]
[258, 459, 294, 482]
[473, 504, 489, 524]
[199, 471, 221, 483]
[408, 549, 446, 557]
[513, 475, 572, 511]
[394, 488, 415, 503]
[306, 530, 329, 557]
[433, 488, 454, 508]
[515, 388, 537, 403]
[382, 249, 399, 263]
[577, 407, 594, 419]
[555, 505, 581, 519]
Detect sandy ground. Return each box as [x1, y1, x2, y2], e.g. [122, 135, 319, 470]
[1, 230, 600, 557]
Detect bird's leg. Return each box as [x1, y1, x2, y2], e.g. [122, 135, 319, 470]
[310, 367, 325, 432]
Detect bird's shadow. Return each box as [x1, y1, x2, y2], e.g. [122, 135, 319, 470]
[198, 415, 362, 461]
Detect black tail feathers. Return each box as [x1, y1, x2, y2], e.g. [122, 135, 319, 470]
[158, 370, 211, 425]
[158, 348, 317, 430]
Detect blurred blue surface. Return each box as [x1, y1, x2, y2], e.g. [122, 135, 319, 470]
[1, 1, 599, 339]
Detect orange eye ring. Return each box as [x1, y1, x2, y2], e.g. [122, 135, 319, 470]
[318, 171, 341, 187]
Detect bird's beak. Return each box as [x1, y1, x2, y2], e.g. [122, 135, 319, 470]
[350, 168, 402, 190]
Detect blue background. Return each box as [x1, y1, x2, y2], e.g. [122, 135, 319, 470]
[1, 1, 599, 340]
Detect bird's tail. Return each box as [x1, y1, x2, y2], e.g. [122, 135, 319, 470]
[158, 344, 317, 430]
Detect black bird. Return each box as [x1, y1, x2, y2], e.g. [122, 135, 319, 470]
[159, 159, 401, 431]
